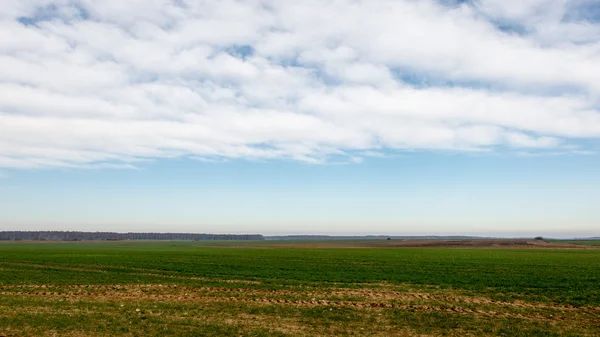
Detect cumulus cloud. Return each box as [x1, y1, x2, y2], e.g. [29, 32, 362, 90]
[0, 0, 599, 168]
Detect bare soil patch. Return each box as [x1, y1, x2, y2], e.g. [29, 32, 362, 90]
[215, 239, 593, 249]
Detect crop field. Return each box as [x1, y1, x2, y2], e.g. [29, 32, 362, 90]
[0, 241, 599, 336]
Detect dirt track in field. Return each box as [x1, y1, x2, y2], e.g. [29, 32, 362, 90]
[2, 283, 598, 322]
[2, 283, 599, 336]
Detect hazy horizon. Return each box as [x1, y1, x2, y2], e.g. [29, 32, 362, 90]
[0, 226, 597, 240]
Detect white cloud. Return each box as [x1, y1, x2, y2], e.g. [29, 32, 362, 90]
[0, 0, 599, 168]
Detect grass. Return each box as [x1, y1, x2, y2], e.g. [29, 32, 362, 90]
[0, 241, 599, 336]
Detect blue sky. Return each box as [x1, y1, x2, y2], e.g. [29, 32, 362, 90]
[1, 0, 600, 237]
[2, 153, 599, 237]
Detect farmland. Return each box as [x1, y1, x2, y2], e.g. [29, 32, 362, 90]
[550, 239, 600, 247]
[0, 241, 599, 336]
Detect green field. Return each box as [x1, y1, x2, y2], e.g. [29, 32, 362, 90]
[0, 241, 599, 336]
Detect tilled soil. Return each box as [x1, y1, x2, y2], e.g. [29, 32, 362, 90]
[1, 282, 599, 336]
[2, 283, 598, 321]
[214, 239, 592, 249]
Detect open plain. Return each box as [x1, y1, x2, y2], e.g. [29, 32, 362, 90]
[0, 240, 599, 336]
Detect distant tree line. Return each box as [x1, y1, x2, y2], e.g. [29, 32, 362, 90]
[0, 231, 264, 241]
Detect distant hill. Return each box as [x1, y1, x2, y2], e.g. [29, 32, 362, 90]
[264, 235, 483, 241]
[0, 231, 264, 241]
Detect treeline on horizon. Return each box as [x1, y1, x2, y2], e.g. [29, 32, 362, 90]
[0, 231, 264, 241]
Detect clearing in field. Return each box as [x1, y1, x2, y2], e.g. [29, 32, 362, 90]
[0, 240, 599, 336]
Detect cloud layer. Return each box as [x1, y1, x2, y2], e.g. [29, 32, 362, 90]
[1, 0, 599, 168]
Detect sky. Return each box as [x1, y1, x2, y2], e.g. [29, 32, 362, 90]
[0, 0, 599, 237]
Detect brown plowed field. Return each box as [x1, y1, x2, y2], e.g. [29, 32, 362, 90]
[216, 239, 592, 249]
